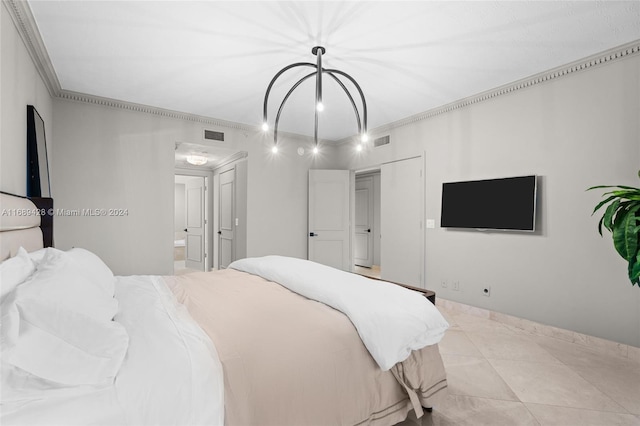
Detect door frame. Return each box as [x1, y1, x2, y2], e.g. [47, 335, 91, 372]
[350, 153, 426, 287]
[212, 153, 248, 269]
[175, 167, 214, 271]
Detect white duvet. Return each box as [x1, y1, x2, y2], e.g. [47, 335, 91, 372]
[1, 275, 224, 426]
[229, 256, 449, 371]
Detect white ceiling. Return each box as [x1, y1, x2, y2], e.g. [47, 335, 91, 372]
[28, 1, 640, 142]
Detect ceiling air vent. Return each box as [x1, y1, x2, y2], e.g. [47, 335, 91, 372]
[374, 135, 390, 147]
[204, 129, 224, 141]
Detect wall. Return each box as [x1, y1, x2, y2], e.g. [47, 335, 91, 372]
[52, 97, 337, 275]
[174, 183, 185, 233]
[0, 3, 53, 195]
[245, 135, 338, 259]
[338, 54, 640, 347]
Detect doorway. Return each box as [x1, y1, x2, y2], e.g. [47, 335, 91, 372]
[352, 156, 425, 287]
[354, 170, 381, 278]
[174, 174, 209, 274]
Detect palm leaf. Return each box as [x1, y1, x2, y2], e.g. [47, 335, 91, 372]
[588, 185, 640, 191]
[612, 205, 640, 261]
[592, 194, 619, 215]
[602, 199, 621, 233]
[631, 253, 640, 285]
[600, 190, 640, 200]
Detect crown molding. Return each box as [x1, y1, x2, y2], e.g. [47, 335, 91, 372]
[337, 39, 640, 145]
[57, 90, 341, 145]
[212, 151, 249, 171]
[58, 89, 261, 132]
[4, 0, 61, 97]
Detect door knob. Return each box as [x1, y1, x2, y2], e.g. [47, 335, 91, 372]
[309, 232, 317, 237]
[184, 228, 188, 232]
[217, 231, 222, 235]
[367, 228, 371, 233]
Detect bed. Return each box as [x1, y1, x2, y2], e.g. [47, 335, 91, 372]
[0, 192, 449, 425]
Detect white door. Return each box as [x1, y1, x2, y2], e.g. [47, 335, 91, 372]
[381, 157, 424, 286]
[354, 176, 374, 267]
[185, 177, 206, 271]
[308, 170, 350, 271]
[218, 168, 235, 269]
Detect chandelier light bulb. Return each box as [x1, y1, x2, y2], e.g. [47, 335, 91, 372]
[271, 145, 278, 154]
[316, 102, 324, 112]
[262, 122, 269, 131]
[356, 144, 363, 152]
[313, 146, 319, 154]
[361, 133, 369, 142]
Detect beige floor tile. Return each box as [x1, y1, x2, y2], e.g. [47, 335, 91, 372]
[441, 354, 518, 401]
[438, 330, 483, 357]
[525, 403, 640, 426]
[489, 359, 627, 413]
[568, 363, 640, 415]
[466, 331, 561, 363]
[421, 395, 539, 426]
[438, 309, 460, 329]
[530, 335, 635, 370]
[449, 313, 514, 334]
[530, 335, 640, 414]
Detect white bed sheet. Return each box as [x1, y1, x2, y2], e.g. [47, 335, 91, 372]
[1, 275, 224, 426]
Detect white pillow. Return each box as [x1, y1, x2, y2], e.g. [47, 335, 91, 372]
[0, 247, 36, 301]
[4, 298, 129, 386]
[66, 248, 115, 297]
[17, 249, 118, 322]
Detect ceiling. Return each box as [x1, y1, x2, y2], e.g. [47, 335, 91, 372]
[28, 1, 640, 143]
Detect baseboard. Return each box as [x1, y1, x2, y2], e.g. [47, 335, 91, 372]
[436, 298, 640, 364]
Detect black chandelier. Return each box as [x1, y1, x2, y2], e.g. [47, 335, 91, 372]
[262, 46, 368, 153]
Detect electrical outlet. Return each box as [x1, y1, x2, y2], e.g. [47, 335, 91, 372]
[453, 281, 460, 291]
[482, 286, 491, 297]
[441, 280, 448, 288]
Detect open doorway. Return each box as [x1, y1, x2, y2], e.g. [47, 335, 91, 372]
[354, 170, 381, 279]
[174, 174, 209, 275]
[352, 155, 425, 287]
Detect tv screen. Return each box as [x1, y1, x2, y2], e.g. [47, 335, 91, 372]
[441, 175, 537, 231]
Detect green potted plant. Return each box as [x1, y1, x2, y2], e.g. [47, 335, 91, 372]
[588, 170, 640, 287]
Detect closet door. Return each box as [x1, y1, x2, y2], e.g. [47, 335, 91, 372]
[381, 156, 424, 287]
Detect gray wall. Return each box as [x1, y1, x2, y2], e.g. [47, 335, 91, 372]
[174, 183, 185, 232]
[338, 54, 640, 347]
[51, 98, 337, 275]
[1, 3, 53, 196]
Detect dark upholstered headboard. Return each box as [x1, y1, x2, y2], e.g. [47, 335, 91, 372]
[0, 191, 53, 260]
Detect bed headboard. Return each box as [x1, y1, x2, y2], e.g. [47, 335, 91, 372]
[0, 192, 52, 260]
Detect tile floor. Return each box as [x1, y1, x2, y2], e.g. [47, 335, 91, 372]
[398, 306, 640, 426]
[354, 264, 381, 279]
[173, 260, 201, 275]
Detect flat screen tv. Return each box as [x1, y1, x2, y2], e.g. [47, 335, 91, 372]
[441, 175, 537, 231]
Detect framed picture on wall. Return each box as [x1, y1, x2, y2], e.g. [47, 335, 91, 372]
[27, 105, 50, 197]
